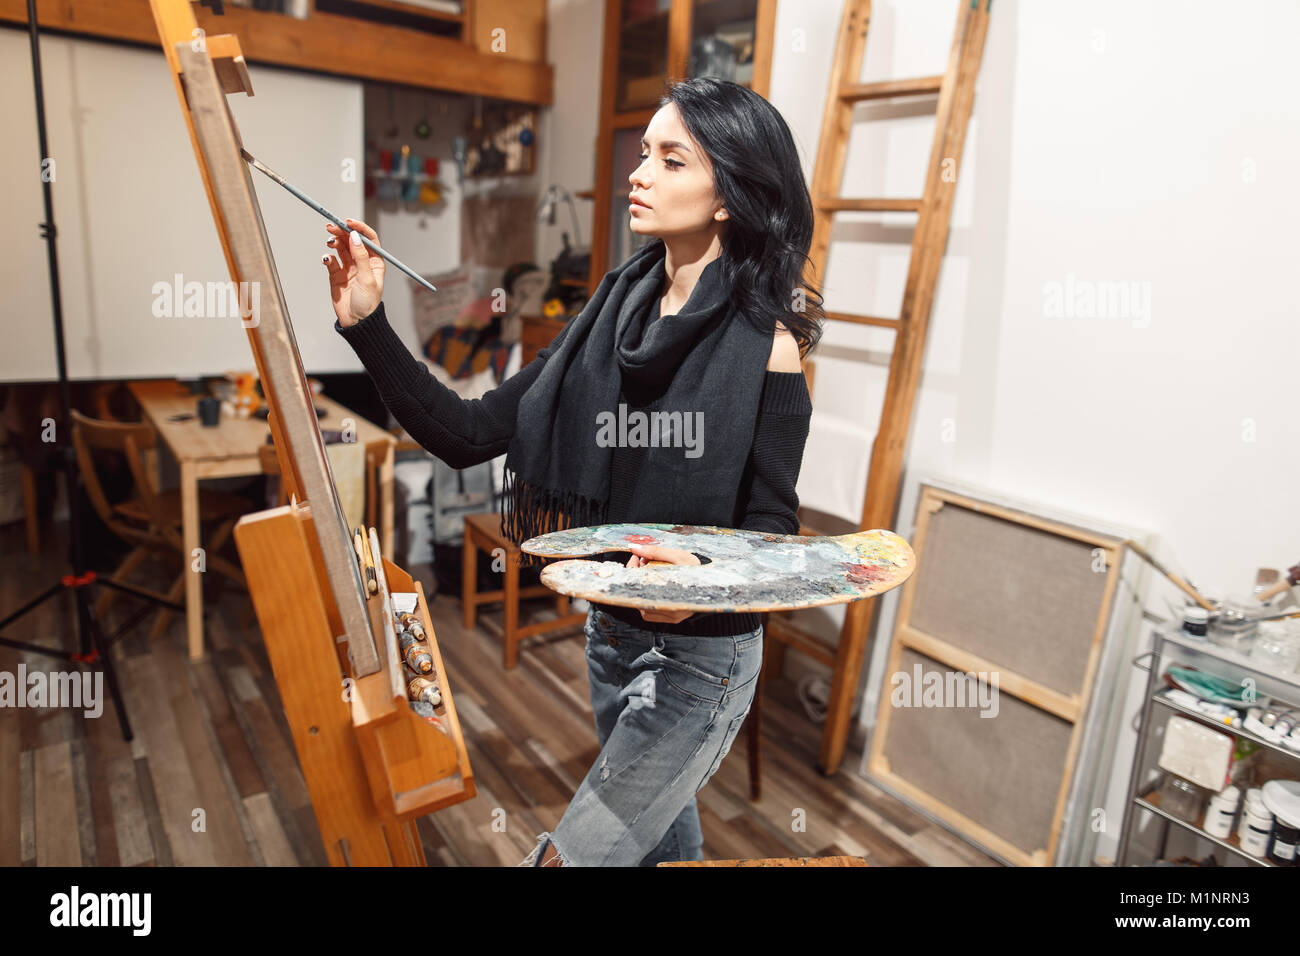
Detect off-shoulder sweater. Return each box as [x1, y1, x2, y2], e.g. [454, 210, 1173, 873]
[336, 298, 812, 637]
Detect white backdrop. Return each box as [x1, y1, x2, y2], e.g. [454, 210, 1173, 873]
[3, 30, 365, 381]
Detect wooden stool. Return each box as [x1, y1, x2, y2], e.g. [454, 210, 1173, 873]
[462, 511, 587, 669]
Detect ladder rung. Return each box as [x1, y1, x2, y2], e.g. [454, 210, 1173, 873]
[763, 615, 837, 667]
[823, 310, 899, 329]
[818, 197, 922, 213]
[840, 75, 944, 102]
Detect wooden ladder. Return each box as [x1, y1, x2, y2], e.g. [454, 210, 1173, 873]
[768, 0, 993, 775]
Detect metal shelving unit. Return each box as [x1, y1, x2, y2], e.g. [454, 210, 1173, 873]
[1116, 624, 1300, 866]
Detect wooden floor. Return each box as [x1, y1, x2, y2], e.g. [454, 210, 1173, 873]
[0, 520, 1000, 867]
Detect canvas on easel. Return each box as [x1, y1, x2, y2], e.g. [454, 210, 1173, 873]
[149, 0, 473, 866]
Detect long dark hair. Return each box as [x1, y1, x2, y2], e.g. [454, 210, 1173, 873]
[658, 76, 825, 358]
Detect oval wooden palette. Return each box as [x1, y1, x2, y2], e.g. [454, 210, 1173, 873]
[520, 523, 916, 613]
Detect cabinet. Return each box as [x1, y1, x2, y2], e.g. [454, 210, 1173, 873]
[588, 0, 778, 290]
[1116, 623, 1300, 866]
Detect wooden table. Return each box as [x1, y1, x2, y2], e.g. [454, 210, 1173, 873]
[129, 380, 395, 660]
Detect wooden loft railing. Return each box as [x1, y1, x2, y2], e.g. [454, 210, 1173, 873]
[0, 0, 553, 104]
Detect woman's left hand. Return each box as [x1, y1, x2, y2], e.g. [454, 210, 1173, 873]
[626, 543, 700, 624]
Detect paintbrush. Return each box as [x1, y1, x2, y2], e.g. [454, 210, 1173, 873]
[240, 148, 438, 297]
[1124, 540, 1217, 612]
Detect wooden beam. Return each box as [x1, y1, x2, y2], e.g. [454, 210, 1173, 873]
[0, 0, 554, 104]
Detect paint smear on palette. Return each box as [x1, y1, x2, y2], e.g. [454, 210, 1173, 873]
[518, 523, 915, 613]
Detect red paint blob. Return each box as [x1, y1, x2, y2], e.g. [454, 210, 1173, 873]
[626, 534, 657, 544]
[844, 562, 885, 585]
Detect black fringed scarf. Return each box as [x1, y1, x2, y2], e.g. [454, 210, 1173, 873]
[501, 238, 773, 570]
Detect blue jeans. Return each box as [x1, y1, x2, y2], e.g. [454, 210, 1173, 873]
[521, 606, 762, 866]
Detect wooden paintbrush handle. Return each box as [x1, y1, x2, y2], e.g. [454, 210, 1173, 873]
[1124, 540, 1217, 612]
[1260, 577, 1297, 601]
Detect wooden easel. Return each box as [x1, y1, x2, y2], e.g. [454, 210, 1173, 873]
[149, 0, 474, 865]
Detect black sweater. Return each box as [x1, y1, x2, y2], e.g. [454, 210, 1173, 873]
[336, 300, 812, 637]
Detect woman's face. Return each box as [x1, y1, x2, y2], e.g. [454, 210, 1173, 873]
[627, 103, 726, 240]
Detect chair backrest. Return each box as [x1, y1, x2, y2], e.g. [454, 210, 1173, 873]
[69, 410, 166, 538]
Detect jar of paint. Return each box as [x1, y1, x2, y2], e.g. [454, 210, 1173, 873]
[1269, 821, 1299, 865]
[1238, 788, 1265, 841]
[1181, 606, 1209, 638]
[1240, 803, 1274, 858]
[1203, 785, 1240, 839]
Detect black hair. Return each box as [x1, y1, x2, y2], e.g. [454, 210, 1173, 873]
[657, 76, 826, 358]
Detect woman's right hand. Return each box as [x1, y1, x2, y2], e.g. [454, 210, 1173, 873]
[323, 217, 386, 327]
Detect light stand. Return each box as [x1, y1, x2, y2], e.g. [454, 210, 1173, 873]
[0, 0, 183, 740]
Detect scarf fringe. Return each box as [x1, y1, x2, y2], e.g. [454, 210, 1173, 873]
[500, 465, 608, 573]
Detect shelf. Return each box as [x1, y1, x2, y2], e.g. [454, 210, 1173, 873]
[325, 0, 466, 24]
[1150, 687, 1300, 762]
[1159, 624, 1300, 692]
[1133, 788, 1275, 866]
[315, 0, 464, 38]
[0, 0, 552, 103]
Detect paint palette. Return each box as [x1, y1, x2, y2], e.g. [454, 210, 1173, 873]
[520, 523, 916, 613]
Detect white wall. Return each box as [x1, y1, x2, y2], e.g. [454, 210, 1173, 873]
[3, 29, 364, 381]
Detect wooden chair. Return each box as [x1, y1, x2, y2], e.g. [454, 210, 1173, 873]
[462, 511, 587, 669]
[71, 410, 249, 639]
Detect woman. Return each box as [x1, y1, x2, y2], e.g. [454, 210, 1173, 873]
[322, 77, 823, 866]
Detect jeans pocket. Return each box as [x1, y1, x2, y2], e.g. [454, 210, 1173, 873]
[647, 635, 732, 704]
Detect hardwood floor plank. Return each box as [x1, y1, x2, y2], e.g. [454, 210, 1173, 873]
[81, 669, 136, 869]
[243, 792, 299, 866]
[132, 756, 173, 866]
[107, 754, 155, 867]
[190, 657, 265, 799]
[0, 704, 21, 865]
[18, 749, 35, 865]
[34, 741, 81, 866]
[118, 654, 215, 865]
[233, 696, 312, 810]
[69, 736, 99, 866]
[291, 806, 328, 867]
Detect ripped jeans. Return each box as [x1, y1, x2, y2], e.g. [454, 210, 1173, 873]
[520, 606, 762, 866]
